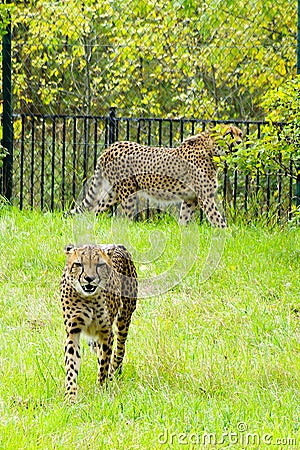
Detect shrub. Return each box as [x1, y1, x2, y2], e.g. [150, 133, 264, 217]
[227, 76, 300, 178]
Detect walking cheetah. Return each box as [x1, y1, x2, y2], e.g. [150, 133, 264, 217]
[71, 125, 243, 227]
[60, 243, 138, 402]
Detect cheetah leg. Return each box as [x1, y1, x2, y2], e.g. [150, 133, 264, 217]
[189, 171, 225, 228]
[64, 333, 81, 402]
[120, 193, 138, 220]
[179, 199, 198, 225]
[96, 190, 118, 215]
[95, 330, 114, 386]
[200, 196, 226, 228]
[111, 309, 136, 376]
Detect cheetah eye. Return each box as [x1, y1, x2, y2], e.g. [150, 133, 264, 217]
[96, 262, 106, 269]
[72, 261, 83, 269]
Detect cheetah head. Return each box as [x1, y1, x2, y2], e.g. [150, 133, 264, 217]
[64, 244, 112, 297]
[214, 125, 243, 154]
[223, 125, 243, 146]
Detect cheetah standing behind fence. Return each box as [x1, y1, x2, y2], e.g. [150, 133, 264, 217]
[60, 243, 138, 402]
[71, 125, 243, 227]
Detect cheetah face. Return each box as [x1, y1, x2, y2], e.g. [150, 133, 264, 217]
[223, 125, 243, 148]
[64, 244, 112, 297]
[212, 125, 243, 157]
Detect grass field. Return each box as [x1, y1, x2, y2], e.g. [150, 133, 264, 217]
[0, 207, 299, 449]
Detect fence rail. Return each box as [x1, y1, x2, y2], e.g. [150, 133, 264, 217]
[1, 108, 296, 223]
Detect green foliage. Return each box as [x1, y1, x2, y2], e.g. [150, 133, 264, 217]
[7, 0, 296, 118]
[263, 76, 300, 168]
[0, 130, 8, 169]
[227, 76, 300, 178]
[0, 2, 13, 69]
[0, 3, 12, 38]
[0, 114, 8, 169]
[0, 147, 7, 168]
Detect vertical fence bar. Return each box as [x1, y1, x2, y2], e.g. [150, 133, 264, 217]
[61, 117, 66, 209]
[191, 120, 195, 135]
[30, 116, 35, 208]
[255, 124, 261, 197]
[72, 117, 77, 200]
[223, 163, 228, 211]
[169, 120, 173, 146]
[158, 119, 162, 146]
[126, 119, 130, 140]
[104, 116, 109, 147]
[51, 117, 56, 210]
[115, 117, 119, 141]
[93, 118, 98, 169]
[83, 116, 88, 182]
[255, 124, 261, 218]
[233, 167, 238, 212]
[137, 119, 141, 143]
[109, 107, 116, 144]
[2, 4, 13, 201]
[277, 152, 282, 219]
[244, 174, 249, 213]
[40, 117, 45, 210]
[180, 120, 184, 141]
[147, 121, 151, 146]
[266, 172, 271, 210]
[296, 0, 300, 206]
[289, 159, 293, 217]
[296, 172, 300, 207]
[19, 115, 25, 210]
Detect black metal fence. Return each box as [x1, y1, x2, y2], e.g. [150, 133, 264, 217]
[4, 108, 295, 223]
[0, 2, 298, 223]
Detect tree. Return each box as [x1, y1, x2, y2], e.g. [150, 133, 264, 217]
[4, 0, 297, 119]
[0, 2, 14, 162]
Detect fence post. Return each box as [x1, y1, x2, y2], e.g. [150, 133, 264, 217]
[1, 2, 13, 202]
[296, 0, 300, 206]
[108, 107, 117, 145]
[296, 173, 300, 207]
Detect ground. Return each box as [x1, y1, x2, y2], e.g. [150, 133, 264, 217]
[0, 208, 299, 449]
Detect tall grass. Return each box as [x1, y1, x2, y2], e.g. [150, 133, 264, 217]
[0, 207, 299, 449]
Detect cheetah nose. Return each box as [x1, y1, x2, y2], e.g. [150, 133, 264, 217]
[84, 275, 96, 283]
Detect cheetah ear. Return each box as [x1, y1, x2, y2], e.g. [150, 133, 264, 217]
[64, 244, 76, 254]
[223, 125, 234, 137]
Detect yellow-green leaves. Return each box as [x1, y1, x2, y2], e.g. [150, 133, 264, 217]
[6, 0, 297, 118]
[226, 77, 300, 179]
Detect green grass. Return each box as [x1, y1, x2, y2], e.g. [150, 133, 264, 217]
[0, 207, 300, 449]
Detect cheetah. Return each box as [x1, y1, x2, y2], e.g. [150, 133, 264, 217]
[60, 243, 137, 402]
[71, 125, 243, 227]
